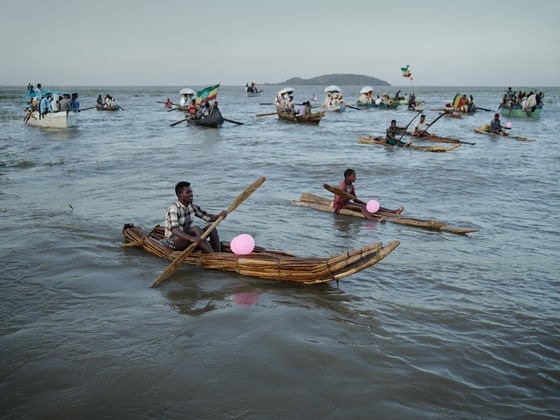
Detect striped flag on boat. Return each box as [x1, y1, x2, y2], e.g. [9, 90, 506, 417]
[196, 84, 220, 105]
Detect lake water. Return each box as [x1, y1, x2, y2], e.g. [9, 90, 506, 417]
[1, 85, 559, 419]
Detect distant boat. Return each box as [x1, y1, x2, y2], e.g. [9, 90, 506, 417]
[277, 109, 325, 125]
[245, 84, 263, 97]
[499, 104, 543, 119]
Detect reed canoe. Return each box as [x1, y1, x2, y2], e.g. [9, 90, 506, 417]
[399, 131, 474, 145]
[277, 109, 325, 125]
[473, 127, 535, 142]
[358, 136, 461, 152]
[291, 193, 478, 235]
[121, 224, 399, 285]
[356, 102, 400, 109]
[187, 111, 224, 128]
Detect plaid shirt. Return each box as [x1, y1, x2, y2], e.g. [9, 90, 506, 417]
[164, 201, 212, 240]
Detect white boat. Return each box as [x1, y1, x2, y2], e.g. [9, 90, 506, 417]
[25, 111, 77, 128]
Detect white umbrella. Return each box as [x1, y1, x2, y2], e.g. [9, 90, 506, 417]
[179, 88, 196, 95]
[278, 87, 294, 95]
[324, 85, 341, 93]
[360, 86, 374, 94]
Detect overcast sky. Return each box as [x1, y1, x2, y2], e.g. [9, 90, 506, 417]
[2, 0, 559, 87]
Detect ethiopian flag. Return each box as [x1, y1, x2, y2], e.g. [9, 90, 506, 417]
[401, 65, 411, 78]
[196, 84, 220, 105]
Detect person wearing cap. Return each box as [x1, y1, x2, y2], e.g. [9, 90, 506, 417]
[412, 114, 432, 137]
[490, 113, 508, 136]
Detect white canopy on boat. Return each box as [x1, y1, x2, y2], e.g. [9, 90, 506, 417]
[360, 86, 374, 94]
[324, 85, 341, 93]
[179, 88, 196, 95]
[278, 87, 294, 95]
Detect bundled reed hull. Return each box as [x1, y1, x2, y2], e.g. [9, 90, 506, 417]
[122, 224, 399, 285]
[474, 128, 535, 142]
[277, 110, 325, 125]
[400, 131, 464, 144]
[291, 193, 478, 235]
[358, 136, 461, 152]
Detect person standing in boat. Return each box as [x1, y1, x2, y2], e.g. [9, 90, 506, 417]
[71, 93, 80, 111]
[59, 94, 71, 112]
[490, 113, 508, 136]
[285, 95, 295, 112]
[412, 114, 432, 137]
[163, 181, 227, 253]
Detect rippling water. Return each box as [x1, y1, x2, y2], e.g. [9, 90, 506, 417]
[1, 85, 559, 418]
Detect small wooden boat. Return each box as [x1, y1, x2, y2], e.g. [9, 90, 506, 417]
[121, 224, 399, 285]
[291, 193, 478, 235]
[187, 111, 224, 128]
[358, 136, 461, 152]
[499, 104, 542, 119]
[356, 101, 400, 110]
[25, 110, 77, 128]
[96, 105, 121, 111]
[277, 109, 325, 125]
[473, 127, 535, 142]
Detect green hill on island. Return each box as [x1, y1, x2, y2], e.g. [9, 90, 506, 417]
[267, 73, 390, 86]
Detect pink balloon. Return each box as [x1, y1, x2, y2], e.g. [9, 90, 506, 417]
[505, 122, 512, 129]
[231, 234, 255, 255]
[366, 200, 380, 213]
[230, 236, 240, 254]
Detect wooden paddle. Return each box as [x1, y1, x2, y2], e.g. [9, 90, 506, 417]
[256, 112, 278, 117]
[345, 104, 361, 111]
[398, 110, 423, 142]
[168, 107, 178, 112]
[418, 112, 446, 137]
[118, 106, 125, 111]
[224, 118, 244, 125]
[78, 106, 97, 112]
[323, 184, 366, 205]
[476, 107, 493, 112]
[170, 116, 193, 127]
[150, 177, 266, 288]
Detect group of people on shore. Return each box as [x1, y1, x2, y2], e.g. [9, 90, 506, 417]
[24, 83, 79, 122]
[500, 88, 543, 112]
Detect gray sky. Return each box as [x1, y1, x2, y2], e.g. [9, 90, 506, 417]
[2, 0, 559, 86]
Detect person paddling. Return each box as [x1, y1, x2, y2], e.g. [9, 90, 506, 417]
[333, 169, 403, 221]
[412, 114, 432, 137]
[490, 113, 508, 136]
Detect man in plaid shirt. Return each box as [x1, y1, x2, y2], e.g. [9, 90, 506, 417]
[163, 181, 227, 252]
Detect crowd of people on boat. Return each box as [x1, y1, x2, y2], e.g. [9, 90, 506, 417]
[453, 94, 476, 113]
[245, 83, 262, 94]
[184, 99, 220, 120]
[322, 92, 345, 110]
[97, 94, 117, 108]
[24, 83, 79, 122]
[500, 88, 543, 112]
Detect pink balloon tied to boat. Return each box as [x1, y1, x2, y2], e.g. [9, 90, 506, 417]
[230, 234, 255, 255]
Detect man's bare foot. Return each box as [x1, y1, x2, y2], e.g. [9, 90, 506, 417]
[396, 205, 404, 215]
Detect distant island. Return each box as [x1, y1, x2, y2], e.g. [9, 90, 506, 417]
[266, 73, 391, 86]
